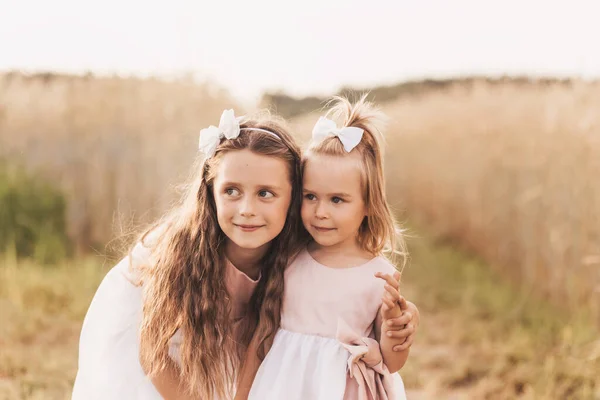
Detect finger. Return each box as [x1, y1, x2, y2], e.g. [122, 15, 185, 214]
[393, 335, 414, 352]
[382, 288, 395, 301]
[400, 323, 415, 336]
[375, 273, 399, 289]
[386, 313, 412, 327]
[398, 296, 408, 311]
[384, 323, 405, 332]
[380, 300, 391, 312]
[384, 284, 401, 301]
[381, 297, 396, 310]
[386, 324, 414, 338]
[393, 270, 402, 284]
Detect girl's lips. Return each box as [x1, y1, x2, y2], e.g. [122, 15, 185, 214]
[235, 224, 264, 232]
[312, 226, 335, 232]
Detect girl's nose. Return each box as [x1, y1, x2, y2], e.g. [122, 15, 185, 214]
[239, 196, 257, 217]
[315, 201, 328, 219]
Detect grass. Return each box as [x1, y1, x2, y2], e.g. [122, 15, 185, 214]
[2, 74, 599, 316]
[1, 231, 598, 399]
[1, 73, 599, 398]
[0, 255, 108, 400]
[289, 81, 600, 323]
[400, 226, 600, 399]
[0, 72, 237, 255]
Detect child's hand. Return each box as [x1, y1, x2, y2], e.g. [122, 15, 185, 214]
[384, 301, 418, 351]
[375, 271, 418, 352]
[375, 271, 405, 321]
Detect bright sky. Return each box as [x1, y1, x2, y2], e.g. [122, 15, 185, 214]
[1, 0, 599, 101]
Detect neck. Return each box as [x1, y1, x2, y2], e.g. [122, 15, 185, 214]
[225, 240, 268, 280]
[308, 235, 367, 258]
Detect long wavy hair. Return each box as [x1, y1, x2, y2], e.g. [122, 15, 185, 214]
[305, 95, 407, 268]
[137, 113, 304, 399]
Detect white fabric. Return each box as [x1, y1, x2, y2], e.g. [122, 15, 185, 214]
[199, 109, 243, 158]
[72, 243, 164, 399]
[199, 109, 279, 157]
[311, 116, 364, 153]
[248, 329, 406, 400]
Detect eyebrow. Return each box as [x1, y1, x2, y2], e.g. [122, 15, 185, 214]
[303, 189, 352, 198]
[222, 181, 283, 191]
[261, 184, 284, 192]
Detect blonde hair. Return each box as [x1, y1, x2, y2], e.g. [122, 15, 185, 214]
[304, 95, 407, 267]
[137, 113, 304, 399]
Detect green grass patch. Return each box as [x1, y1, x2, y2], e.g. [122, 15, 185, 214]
[0, 163, 71, 264]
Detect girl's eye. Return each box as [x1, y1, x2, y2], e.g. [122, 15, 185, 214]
[226, 188, 240, 196]
[305, 194, 316, 201]
[258, 190, 274, 199]
[332, 197, 343, 204]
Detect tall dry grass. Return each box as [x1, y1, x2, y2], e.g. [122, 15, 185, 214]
[2, 73, 599, 318]
[378, 80, 600, 319]
[1, 74, 599, 398]
[288, 80, 600, 320]
[0, 72, 237, 255]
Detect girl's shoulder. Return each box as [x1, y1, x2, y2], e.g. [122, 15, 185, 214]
[131, 227, 161, 261]
[121, 225, 166, 280]
[288, 247, 398, 275]
[368, 255, 400, 276]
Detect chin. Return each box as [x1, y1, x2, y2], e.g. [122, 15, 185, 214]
[230, 234, 272, 250]
[233, 239, 268, 250]
[311, 235, 340, 248]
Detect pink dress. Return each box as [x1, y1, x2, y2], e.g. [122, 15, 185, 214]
[72, 237, 261, 400]
[249, 248, 406, 400]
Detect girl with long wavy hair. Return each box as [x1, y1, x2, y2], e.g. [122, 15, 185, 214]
[73, 109, 304, 399]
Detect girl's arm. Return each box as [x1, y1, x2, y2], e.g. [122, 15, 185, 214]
[234, 332, 263, 400]
[374, 303, 411, 373]
[374, 272, 419, 373]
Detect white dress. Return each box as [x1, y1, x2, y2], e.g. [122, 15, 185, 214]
[72, 239, 261, 399]
[249, 249, 406, 400]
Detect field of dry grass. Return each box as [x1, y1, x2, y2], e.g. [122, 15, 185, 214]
[1, 228, 598, 399]
[290, 81, 600, 321]
[1, 74, 599, 399]
[0, 254, 108, 399]
[401, 229, 599, 399]
[382, 81, 600, 320]
[0, 72, 237, 255]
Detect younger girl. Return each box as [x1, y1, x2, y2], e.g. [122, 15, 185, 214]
[72, 110, 304, 399]
[241, 97, 417, 400]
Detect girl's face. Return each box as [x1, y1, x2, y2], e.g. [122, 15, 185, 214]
[301, 154, 367, 251]
[213, 149, 292, 253]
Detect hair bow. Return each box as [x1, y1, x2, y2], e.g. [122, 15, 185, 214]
[198, 109, 244, 158]
[311, 117, 364, 153]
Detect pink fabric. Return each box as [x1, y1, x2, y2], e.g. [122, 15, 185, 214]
[337, 318, 396, 400]
[225, 259, 261, 320]
[157, 257, 261, 361]
[280, 250, 394, 338]
[279, 249, 398, 398]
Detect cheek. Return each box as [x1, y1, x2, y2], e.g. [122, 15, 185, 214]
[338, 205, 363, 227]
[300, 202, 310, 219]
[214, 197, 233, 220]
[352, 206, 367, 228]
[267, 200, 290, 226]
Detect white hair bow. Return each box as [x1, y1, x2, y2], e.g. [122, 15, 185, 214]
[311, 117, 364, 153]
[198, 109, 281, 158]
[198, 109, 243, 158]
